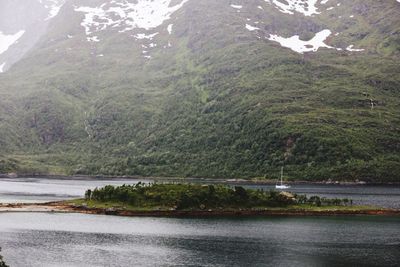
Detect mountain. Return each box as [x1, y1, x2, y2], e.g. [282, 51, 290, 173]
[0, 0, 399, 182]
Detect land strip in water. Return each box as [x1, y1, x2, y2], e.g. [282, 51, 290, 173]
[1, 202, 399, 217]
[2, 183, 399, 217]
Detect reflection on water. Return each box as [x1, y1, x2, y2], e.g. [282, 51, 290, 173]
[0, 213, 399, 267]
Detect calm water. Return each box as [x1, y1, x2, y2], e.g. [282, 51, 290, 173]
[0, 177, 399, 208]
[0, 213, 399, 267]
[0, 178, 399, 266]
[0, 177, 152, 203]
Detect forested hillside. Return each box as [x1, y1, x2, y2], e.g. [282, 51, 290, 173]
[0, 0, 399, 182]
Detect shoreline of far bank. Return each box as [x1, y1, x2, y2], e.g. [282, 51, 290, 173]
[1, 202, 400, 218]
[1, 173, 399, 186]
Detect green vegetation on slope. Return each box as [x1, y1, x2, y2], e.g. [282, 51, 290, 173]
[0, 0, 399, 182]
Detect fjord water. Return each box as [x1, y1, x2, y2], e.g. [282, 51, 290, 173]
[0, 177, 153, 203]
[0, 178, 399, 266]
[1, 177, 400, 208]
[0, 213, 399, 267]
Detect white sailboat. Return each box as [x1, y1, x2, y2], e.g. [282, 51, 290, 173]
[275, 166, 290, 190]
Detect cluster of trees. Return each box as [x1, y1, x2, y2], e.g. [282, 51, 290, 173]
[1, 0, 400, 183]
[0, 158, 18, 174]
[294, 194, 352, 207]
[85, 183, 352, 210]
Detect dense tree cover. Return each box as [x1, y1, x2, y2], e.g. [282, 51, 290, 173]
[0, 0, 399, 182]
[85, 183, 351, 210]
[0, 158, 18, 174]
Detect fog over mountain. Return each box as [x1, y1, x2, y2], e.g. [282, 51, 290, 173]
[0, 0, 399, 181]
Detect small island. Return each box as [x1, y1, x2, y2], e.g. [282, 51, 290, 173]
[59, 183, 398, 217]
[2, 183, 398, 216]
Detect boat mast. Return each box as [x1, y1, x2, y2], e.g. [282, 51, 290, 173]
[280, 166, 284, 185]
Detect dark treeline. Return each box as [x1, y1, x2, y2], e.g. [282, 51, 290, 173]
[85, 183, 352, 210]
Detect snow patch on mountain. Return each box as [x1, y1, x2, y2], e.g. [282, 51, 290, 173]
[74, 0, 189, 42]
[88, 36, 100, 42]
[0, 62, 6, 73]
[167, 24, 173, 35]
[268, 29, 334, 53]
[346, 45, 364, 52]
[267, 30, 366, 54]
[232, 1, 366, 54]
[270, 0, 330, 16]
[0, 30, 25, 55]
[246, 24, 260, 31]
[134, 32, 159, 40]
[39, 0, 65, 20]
[230, 5, 243, 9]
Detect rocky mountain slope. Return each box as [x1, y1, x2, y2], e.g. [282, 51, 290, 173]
[0, 0, 399, 182]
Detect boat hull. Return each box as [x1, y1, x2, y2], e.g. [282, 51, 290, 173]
[275, 185, 291, 189]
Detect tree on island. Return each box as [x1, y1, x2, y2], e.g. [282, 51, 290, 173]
[0, 248, 8, 267]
